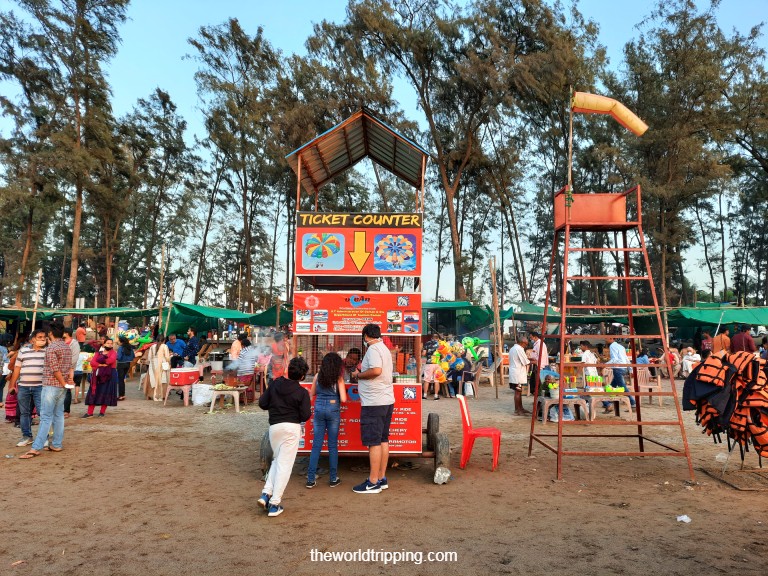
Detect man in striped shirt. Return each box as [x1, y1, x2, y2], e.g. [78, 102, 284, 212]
[21, 322, 72, 458]
[9, 329, 48, 447]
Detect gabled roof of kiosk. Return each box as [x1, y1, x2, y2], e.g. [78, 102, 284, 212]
[285, 107, 429, 193]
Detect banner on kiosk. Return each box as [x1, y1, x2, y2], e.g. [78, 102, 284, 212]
[298, 383, 423, 454]
[295, 212, 422, 277]
[293, 291, 422, 335]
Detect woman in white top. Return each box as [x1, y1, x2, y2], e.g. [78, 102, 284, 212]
[508, 335, 531, 416]
[145, 336, 171, 401]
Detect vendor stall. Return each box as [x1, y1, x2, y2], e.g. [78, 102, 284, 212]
[258, 108, 450, 483]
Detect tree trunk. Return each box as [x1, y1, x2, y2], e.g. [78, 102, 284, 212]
[718, 192, 728, 300]
[59, 241, 68, 306]
[693, 202, 716, 300]
[194, 195, 216, 304]
[65, 184, 83, 308]
[434, 192, 448, 300]
[15, 206, 34, 307]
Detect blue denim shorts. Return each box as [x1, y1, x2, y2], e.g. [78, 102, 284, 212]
[360, 404, 395, 447]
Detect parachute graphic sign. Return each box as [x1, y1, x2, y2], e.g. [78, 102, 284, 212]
[295, 212, 422, 277]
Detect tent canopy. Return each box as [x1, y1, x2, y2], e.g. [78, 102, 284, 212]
[50, 307, 159, 318]
[0, 308, 55, 321]
[501, 302, 624, 325]
[170, 302, 254, 322]
[635, 306, 768, 328]
[250, 304, 293, 327]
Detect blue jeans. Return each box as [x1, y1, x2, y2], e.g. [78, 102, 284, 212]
[32, 386, 66, 451]
[18, 385, 43, 439]
[307, 398, 341, 483]
[602, 368, 635, 408]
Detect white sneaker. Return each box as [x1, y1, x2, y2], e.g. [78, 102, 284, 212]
[44, 440, 49, 448]
[16, 438, 33, 447]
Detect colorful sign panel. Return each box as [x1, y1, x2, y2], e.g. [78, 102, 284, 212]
[295, 212, 423, 277]
[293, 291, 422, 335]
[298, 383, 423, 454]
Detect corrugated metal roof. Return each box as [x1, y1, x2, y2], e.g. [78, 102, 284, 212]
[286, 107, 429, 193]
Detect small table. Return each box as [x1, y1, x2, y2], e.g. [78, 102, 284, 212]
[589, 396, 633, 421]
[209, 387, 248, 413]
[537, 396, 589, 421]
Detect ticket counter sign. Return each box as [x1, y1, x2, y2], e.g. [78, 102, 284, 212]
[294, 291, 422, 335]
[298, 383, 423, 454]
[295, 212, 422, 277]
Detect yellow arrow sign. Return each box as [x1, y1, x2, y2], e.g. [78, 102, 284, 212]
[348, 231, 371, 272]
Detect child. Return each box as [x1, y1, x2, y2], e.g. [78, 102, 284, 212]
[258, 357, 311, 517]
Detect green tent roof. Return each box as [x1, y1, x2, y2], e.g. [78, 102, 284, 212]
[171, 302, 255, 322]
[634, 306, 768, 328]
[49, 307, 159, 318]
[501, 302, 624, 324]
[0, 307, 55, 321]
[250, 304, 293, 327]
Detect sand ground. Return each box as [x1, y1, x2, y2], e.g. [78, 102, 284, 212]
[1, 377, 765, 576]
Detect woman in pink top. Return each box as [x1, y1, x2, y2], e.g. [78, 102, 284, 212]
[83, 338, 118, 418]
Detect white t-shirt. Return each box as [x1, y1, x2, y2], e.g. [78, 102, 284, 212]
[508, 343, 530, 384]
[358, 340, 394, 406]
[581, 349, 598, 377]
[532, 339, 549, 369]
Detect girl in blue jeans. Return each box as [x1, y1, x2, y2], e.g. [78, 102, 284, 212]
[306, 352, 347, 488]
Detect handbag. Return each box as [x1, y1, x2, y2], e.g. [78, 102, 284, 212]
[161, 361, 170, 371]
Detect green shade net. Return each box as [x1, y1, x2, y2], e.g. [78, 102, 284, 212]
[250, 304, 294, 327]
[49, 307, 159, 318]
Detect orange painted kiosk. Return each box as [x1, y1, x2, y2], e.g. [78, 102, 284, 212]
[259, 108, 450, 483]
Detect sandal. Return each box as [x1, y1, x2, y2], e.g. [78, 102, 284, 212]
[19, 450, 41, 459]
[117, 396, 126, 401]
[46, 446, 63, 452]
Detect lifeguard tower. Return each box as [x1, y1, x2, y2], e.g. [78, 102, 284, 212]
[527, 93, 694, 480]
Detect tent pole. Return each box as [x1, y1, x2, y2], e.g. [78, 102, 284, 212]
[157, 244, 166, 336]
[164, 286, 175, 338]
[490, 257, 503, 400]
[30, 268, 42, 331]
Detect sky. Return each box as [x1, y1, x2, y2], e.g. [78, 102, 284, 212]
[3, 0, 767, 305]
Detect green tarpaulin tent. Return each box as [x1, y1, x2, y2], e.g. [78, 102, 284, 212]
[0, 308, 55, 322]
[501, 302, 624, 325]
[250, 304, 293, 327]
[49, 307, 159, 318]
[633, 306, 768, 329]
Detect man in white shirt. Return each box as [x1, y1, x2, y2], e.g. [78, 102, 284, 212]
[680, 347, 701, 377]
[579, 341, 598, 379]
[350, 324, 394, 494]
[528, 332, 548, 396]
[508, 335, 530, 416]
[604, 336, 635, 411]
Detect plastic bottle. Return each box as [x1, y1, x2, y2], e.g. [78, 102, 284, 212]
[406, 356, 417, 376]
[503, 344, 509, 353]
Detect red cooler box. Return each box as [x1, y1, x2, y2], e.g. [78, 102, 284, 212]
[169, 368, 199, 386]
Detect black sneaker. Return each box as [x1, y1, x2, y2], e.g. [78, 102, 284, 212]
[81, 413, 93, 419]
[329, 478, 342, 488]
[306, 479, 316, 489]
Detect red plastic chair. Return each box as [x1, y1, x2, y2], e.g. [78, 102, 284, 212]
[456, 394, 502, 471]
